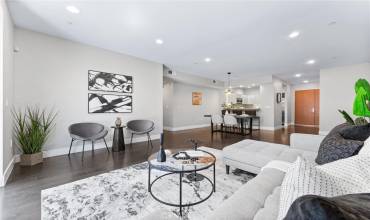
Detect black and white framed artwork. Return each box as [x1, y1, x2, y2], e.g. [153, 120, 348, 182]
[88, 70, 133, 93]
[88, 93, 132, 113]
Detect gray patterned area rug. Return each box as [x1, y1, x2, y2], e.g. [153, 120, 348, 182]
[42, 147, 254, 220]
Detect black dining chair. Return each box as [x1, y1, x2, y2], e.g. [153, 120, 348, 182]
[68, 122, 109, 156]
[127, 120, 155, 149]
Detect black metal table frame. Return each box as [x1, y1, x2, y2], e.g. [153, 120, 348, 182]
[220, 116, 253, 136]
[237, 116, 253, 136]
[148, 150, 216, 216]
[205, 114, 256, 136]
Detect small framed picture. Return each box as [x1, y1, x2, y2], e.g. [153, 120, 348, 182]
[192, 92, 202, 105]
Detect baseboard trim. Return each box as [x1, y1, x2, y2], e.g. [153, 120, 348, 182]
[13, 134, 160, 164]
[0, 156, 16, 187]
[294, 124, 319, 128]
[260, 126, 283, 131]
[164, 124, 210, 131]
[283, 123, 295, 127]
[319, 130, 329, 135]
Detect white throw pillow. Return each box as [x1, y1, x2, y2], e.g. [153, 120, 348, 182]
[359, 136, 370, 156]
[277, 155, 370, 220]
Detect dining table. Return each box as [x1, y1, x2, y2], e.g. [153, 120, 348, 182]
[204, 114, 259, 136]
[234, 114, 255, 136]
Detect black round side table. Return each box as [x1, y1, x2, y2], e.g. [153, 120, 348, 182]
[111, 126, 126, 152]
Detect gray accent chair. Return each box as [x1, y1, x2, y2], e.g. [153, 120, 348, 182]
[127, 120, 154, 149]
[68, 122, 110, 156]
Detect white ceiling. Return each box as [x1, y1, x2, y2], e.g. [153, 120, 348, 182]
[7, 0, 370, 84]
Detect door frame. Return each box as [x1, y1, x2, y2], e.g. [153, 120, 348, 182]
[294, 89, 320, 127]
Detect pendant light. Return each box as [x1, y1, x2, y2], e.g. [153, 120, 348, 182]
[225, 72, 232, 94]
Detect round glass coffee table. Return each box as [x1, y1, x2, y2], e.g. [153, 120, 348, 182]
[147, 149, 216, 216]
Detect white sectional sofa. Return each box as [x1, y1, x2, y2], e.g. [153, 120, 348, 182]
[207, 133, 326, 220]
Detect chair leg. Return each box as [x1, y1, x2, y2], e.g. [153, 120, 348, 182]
[92, 140, 94, 151]
[103, 138, 110, 152]
[82, 140, 85, 156]
[130, 133, 134, 147]
[226, 165, 230, 174]
[147, 133, 154, 149]
[68, 139, 74, 156]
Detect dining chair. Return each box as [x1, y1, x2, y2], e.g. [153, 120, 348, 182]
[211, 114, 224, 132]
[223, 115, 239, 134]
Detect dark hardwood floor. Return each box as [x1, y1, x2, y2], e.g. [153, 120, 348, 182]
[0, 125, 318, 220]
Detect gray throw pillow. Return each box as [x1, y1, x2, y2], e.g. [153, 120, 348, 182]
[284, 193, 370, 220]
[315, 123, 363, 165]
[339, 123, 370, 141]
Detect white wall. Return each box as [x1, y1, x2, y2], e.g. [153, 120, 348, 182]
[0, 0, 14, 186]
[0, 0, 5, 185]
[320, 63, 370, 133]
[163, 79, 223, 130]
[14, 29, 163, 154]
[244, 87, 260, 104]
[258, 83, 275, 129]
[290, 82, 320, 124]
[272, 78, 286, 128]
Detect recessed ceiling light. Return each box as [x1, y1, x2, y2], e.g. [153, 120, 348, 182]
[289, 31, 300, 39]
[247, 86, 251, 89]
[306, 59, 316, 65]
[204, 57, 212, 63]
[251, 83, 255, 87]
[239, 85, 243, 88]
[155, 39, 163, 45]
[295, 73, 302, 77]
[66, 5, 80, 14]
[303, 80, 309, 83]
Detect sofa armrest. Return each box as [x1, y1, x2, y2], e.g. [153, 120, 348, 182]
[290, 133, 326, 152]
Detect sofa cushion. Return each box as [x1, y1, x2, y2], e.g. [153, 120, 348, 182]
[284, 193, 370, 220]
[207, 168, 285, 220]
[339, 123, 370, 141]
[278, 155, 370, 219]
[223, 140, 316, 172]
[254, 186, 281, 220]
[315, 123, 363, 165]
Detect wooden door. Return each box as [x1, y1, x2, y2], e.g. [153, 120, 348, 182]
[295, 89, 320, 126]
[314, 90, 320, 126]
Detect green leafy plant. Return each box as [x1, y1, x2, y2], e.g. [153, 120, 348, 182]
[12, 107, 57, 154]
[354, 117, 368, 126]
[338, 79, 370, 126]
[353, 78, 370, 117]
[338, 109, 355, 125]
[338, 109, 368, 125]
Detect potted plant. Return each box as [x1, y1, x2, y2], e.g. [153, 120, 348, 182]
[353, 78, 370, 121]
[338, 79, 370, 125]
[12, 107, 57, 166]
